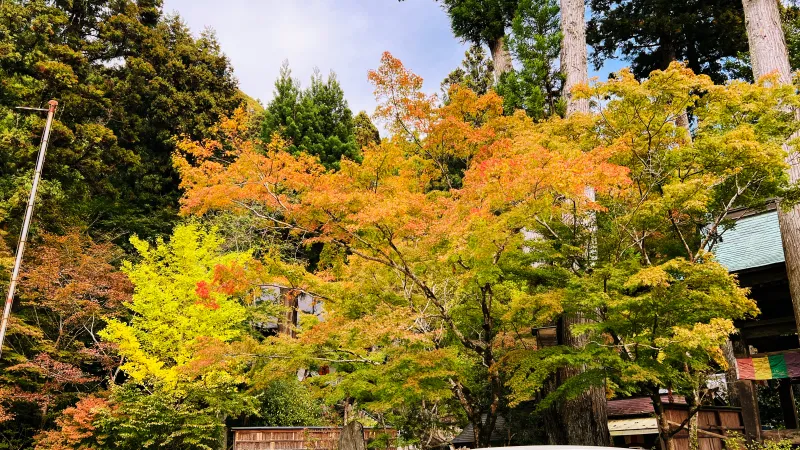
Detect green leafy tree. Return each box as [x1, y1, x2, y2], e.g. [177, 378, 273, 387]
[97, 223, 257, 446]
[783, 5, 800, 72]
[586, 0, 749, 82]
[253, 378, 322, 426]
[495, 0, 563, 119]
[261, 63, 360, 170]
[436, 0, 519, 80]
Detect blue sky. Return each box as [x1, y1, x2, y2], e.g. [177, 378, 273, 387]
[162, 0, 626, 117]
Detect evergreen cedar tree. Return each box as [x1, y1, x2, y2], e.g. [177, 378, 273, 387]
[353, 111, 382, 150]
[493, 0, 563, 120]
[587, 0, 790, 83]
[174, 53, 800, 448]
[261, 63, 362, 170]
[421, 0, 517, 77]
[441, 44, 495, 100]
[0, 0, 242, 242]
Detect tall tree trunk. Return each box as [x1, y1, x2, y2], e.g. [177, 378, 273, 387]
[488, 36, 513, 84]
[552, 0, 610, 446]
[553, 314, 611, 446]
[560, 0, 590, 115]
[742, 0, 800, 344]
[743, 0, 792, 85]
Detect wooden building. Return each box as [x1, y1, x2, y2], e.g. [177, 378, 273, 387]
[607, 396, 745, 450]
[713, 205, 800, 438]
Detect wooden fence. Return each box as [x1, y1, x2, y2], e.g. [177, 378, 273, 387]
[232, 427, 397, 450]
[663, 407, 745, 450]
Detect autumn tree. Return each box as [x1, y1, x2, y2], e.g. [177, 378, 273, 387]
[97, 223, 260, 447]
[505, 64, 799, 450]
[175, 52, 630, 447]
[739, 0, 800, 347]
[0, 231, 131, 446]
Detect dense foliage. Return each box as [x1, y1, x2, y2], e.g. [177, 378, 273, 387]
[495, 0, 563, 119]
[174, 55, 799, 448]
[586, 0, 749, 82]
[0, 0, 242, 240]
[441, 44, 495, 100]
[3, 1, 800, 449]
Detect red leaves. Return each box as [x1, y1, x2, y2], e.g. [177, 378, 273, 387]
[195, 280, 211, 299]
[21, 230, 132, 340]
[194, 281, 219, 310]
[9, 353, 96, 387]
[212, 262, 248, 295]
[194, 262, 251, 310]
[35, 396, 111, 449]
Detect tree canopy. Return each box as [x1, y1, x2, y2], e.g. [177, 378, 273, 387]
[586, 0, 749, 82]
[3, 3, 800, 449]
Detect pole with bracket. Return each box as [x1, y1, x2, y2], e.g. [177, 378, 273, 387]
[0, 99, 58, 359]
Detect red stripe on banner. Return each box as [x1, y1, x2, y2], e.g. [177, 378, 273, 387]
[737, 358, 755, 380]
[784, 352, 800, 378]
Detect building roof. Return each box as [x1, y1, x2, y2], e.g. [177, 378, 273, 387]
[451, 415, 508, 445]
[608, 417, 659, 436]
[713, 209, 785, 272]
[606, 395, 686, 417]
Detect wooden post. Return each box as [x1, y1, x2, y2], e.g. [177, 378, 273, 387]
[779, 379, 799, 429]
[736, 379, 763, 441]
[0, 100, 58, 360]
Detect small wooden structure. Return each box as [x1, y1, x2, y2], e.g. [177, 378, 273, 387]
[608, 396, 744, 450]
[663, 406, 745, 450]
[231, 427, 397, 450]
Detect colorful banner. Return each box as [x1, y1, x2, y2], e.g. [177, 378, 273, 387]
[736, 352, 800, 380]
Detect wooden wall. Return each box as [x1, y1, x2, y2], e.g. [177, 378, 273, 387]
[664, 408, 745, 450]
[233, 428, 396, 450]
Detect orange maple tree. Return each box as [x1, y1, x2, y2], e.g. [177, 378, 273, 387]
[174, 52, 630, 446]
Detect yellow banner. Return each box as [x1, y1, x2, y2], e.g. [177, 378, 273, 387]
[753, 357, 773, 380]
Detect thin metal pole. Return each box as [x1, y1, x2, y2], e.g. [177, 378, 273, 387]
[0, 99, 58, 359]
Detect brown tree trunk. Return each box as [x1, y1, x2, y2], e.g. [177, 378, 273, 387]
[722, 340, 741, 406]
[742, 0, 800, 345]
[553, 314, 611, 446]
[743, 0, 792, 85]
[277, 288, 299, 337]
[488, 36, 513, 84]
[339, 420, 367, 450]
[560, 0, 590, 116]
[551, 0, 610, 446]
[688, 389, 700, 450]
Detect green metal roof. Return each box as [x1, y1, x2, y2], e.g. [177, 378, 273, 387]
[713, 210, 785, 272]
